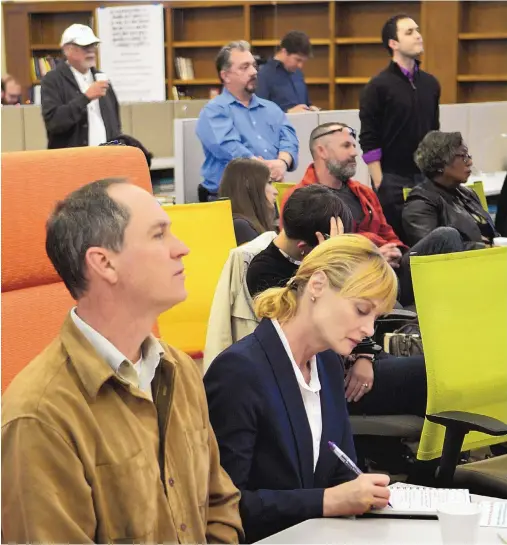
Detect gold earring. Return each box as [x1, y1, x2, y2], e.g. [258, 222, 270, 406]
[311, 296, 316, 302]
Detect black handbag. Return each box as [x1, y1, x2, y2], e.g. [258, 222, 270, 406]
[373, 309, 424, 357]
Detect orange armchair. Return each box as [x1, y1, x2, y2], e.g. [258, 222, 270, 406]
[1, 147, 152, 392]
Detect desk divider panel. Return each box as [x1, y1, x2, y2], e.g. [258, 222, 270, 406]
[23, 105, 48, 151]
[439, 104, 470, 142]
[174, 118, 203, 204]
[119, 103, 133, 137]
[1, 107, 25, 152]
[285, 111, 319, 184]
[174, 100, 208, 120]
[131, 102, 175, 158]
[466, 101, 507, 173]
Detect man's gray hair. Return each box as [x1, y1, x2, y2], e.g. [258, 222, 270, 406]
[216, 40, 251, 82]
[414, 131, 464, 179]
[309, 122, 348, 158]
[46, 178, 131, 300]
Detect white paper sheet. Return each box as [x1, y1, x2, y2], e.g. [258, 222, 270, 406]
[479, 502, 507, 528]
[97, 4, 166, 103]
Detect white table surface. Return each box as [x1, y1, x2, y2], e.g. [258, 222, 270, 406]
[256, 495, 507, 544]
[469, 171, 506, 197]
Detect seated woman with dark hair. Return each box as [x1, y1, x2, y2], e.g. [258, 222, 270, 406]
[403, 131, 499, 247]
[219, 158, 278, 245]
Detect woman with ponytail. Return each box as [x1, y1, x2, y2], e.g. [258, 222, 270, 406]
[204, 234, 398, 543]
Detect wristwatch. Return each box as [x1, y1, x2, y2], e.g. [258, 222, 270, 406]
[279, 157, 290, 170]
[348, 353, 375, 364]
[345, 353, 375, 371]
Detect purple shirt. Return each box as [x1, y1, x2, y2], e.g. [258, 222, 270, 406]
[362, 62, 419, 165]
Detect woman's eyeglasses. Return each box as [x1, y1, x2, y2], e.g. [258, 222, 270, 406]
[455, 152, 472, 163]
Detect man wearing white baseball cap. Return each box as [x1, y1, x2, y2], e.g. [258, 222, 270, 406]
[41, 24, 121, 149]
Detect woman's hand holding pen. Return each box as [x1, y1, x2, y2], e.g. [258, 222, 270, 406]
[322, 474, 391, 517]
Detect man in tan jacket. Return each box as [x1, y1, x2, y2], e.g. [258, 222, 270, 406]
[1, 178, 244, 543]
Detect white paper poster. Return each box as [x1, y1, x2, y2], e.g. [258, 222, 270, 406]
[97, 4, 166, 103]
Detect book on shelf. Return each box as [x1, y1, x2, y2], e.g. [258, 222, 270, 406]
[174, 57, 194, 80]
[31, 56, 58, 81]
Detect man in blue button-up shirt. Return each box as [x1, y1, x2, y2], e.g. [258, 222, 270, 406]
[196, 40, 299, 201]
[257, 31, 319, 114]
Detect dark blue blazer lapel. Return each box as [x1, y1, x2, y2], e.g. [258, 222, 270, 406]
[254, 319, 315, 488]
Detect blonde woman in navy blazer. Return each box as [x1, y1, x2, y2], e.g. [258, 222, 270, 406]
[204, 234, 398, 543]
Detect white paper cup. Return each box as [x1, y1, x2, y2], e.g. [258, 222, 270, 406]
[437, 502, 481, 545]
[95, 73, 108, 82]
[493, 237, 507, 247]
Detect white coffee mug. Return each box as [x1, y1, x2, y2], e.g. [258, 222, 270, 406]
[437, 502, 481, 545]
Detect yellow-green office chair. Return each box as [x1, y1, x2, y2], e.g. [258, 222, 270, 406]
[273, 182, 296, 212]
[410, 247, 507, 491]
[467, 180, 488, 211]
[157, 200, 236, 359]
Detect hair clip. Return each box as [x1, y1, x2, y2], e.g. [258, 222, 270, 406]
[286, 277, 298, 290]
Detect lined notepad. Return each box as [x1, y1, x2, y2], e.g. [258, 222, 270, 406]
[370, 483, 507, 527]
[385, 484, 470, 515]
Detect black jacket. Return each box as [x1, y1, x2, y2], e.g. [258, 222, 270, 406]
[495, 173, 507, 237]
[359, 61, 440, 176]
[402, 178, 498, 248]
[204, 319, 356, 543]
[41, 62, 121, 149]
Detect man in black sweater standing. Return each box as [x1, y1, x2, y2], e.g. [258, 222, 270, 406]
[359, 14, 440, 243]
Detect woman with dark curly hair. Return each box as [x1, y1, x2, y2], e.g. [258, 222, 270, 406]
[403, 131, 498, 247]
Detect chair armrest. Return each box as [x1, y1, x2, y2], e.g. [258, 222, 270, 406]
[427, 411, 507, 437]
[427, 411, 507, 487]
[378, 309, 418, 320]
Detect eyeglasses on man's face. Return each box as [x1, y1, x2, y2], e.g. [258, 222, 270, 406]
[311, 126, 357, 142]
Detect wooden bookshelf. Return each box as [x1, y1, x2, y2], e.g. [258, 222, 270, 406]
[31, 43, 61, 50]
[457, 1, 507, 103]
[4, 1, 506, 108]
[335, 37, 381, 45]
[458, 32, 507, 41]
[333, 0, 420, 109]
[173, 79, 220, 85]
[457, 75, 507, 83]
